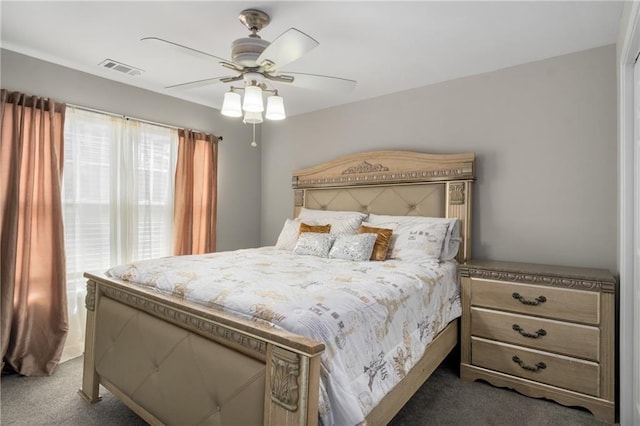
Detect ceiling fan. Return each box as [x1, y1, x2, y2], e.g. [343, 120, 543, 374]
[141, 8, 357, 95]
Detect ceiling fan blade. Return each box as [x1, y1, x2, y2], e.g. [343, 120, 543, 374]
[257, 28, 319, 71]
[141, 37, 232, 64]
[165, 76, 236, 90]
[283, 72, 356, 92]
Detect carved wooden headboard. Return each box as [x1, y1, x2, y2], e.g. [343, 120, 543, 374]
[291, 150, 475, 262]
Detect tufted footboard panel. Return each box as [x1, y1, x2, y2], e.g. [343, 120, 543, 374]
[94, 296, 265, 425]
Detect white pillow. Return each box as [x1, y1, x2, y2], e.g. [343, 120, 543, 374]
[389, 221, 450, 262]
[367, 214, 460, 260]
[328, 233, 378, 262]
[297, 208, 367, 235]
[299, 207, 367, 220]
[292, 232, 336, 258]
[274, 218, 302, 250]
[442, 220, 461, 261]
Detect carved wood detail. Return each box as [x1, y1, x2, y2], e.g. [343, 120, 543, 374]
[293, 168, 471, 189]
[270, 347, 300, 411]
[294, 190, 304, 207]
[292, 151, 475, 189]
[341, 161, 389, 175]
[448, 182, 465, 205]
[100, 286, 267, 355]
[85, 280, 96, 311]
[460, 269, 615, 293]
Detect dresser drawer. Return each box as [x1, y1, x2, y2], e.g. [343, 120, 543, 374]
[471, 337, 599, 396]
[471, 307, 600, 361]
[470, 278, 600, 324]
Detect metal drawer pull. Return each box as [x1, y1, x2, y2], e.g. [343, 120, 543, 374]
[512, 356, 547, 372]
[512, 324, 547, 338]
[512, 292, 547, 306]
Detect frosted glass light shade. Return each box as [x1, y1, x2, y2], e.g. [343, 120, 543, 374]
[242, 85, 264, 112]
[243, 111, 263, 124]
[221, 91, 242, 117]
[265, 95, 286, 120]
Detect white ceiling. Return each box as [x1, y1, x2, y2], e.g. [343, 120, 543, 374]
[1, 1, 624, 117]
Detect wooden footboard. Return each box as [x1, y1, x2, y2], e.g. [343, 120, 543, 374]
[79, 274, 324, 426]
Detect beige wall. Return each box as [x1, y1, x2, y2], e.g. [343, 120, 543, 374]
[0, 49, 262, 251]
[261, 45, 617, 272]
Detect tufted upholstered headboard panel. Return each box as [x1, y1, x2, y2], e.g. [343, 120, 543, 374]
[292, 150, 475, 263]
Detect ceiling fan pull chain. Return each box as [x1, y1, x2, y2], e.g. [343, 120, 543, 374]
[251, 122, 257, 147]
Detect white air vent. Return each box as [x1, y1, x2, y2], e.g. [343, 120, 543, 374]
[98, 59, 143, 76]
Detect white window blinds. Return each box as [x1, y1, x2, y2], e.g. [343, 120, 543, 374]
[61, 107, 178, 361]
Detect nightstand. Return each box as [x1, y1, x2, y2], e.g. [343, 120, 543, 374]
[459, 260, 616, 423]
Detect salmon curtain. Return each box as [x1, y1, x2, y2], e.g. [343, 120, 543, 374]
[0, 89, 68, 376]
[173, 129, 219, 255]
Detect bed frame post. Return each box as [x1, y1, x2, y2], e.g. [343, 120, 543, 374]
[78, 280, 101, 403]
[264, 344, 321, 426]
[446, 180, 473, 263]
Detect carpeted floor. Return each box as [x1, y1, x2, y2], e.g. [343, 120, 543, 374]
[0, 353, 609, 425]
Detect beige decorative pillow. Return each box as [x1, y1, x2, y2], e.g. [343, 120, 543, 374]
[274, 218, 302, 250]
[299, 222, 332, 234]
[359, 225, 393, 261]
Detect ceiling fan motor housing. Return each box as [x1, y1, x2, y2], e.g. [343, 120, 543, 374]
[231, 37, 269, 67]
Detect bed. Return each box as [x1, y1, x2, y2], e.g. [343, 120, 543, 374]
[79, 150, 475, 425]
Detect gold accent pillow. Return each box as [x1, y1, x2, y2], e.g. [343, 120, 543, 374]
[299, 222, 332, 234]
[359, 225, 393, 261]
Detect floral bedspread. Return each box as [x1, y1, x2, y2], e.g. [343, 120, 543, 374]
[106, 247, 461, 426]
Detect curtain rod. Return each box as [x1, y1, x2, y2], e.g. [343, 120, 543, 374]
[67, 103, 223, 141]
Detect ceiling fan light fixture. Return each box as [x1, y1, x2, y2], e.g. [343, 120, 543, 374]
[147, 9, 356, 125]
[243, 110, 263, 124]
[265, 94, 286, 120]
[221, 90, 242, 117]
[242, 85, 264, 112]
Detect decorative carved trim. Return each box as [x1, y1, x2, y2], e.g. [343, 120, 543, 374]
[270, 347, 300, 411]
[342, 161, 389, 175]
[85, 281, 96, 311]
[461, 269, 615, 293]
[100, 286, 267, 355]
[293, 151, 475, 189]
[294, 190, 304, 207]
[449, 182, 465, 205]
[293, 168, 472, 189]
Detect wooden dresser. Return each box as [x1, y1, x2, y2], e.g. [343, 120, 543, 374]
[459, 260, 616, 423]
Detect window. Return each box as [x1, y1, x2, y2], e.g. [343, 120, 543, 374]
[61, 107, 177, 360]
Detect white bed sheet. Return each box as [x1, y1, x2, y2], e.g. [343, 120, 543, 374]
[107, 246, 461, 426]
